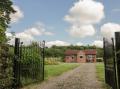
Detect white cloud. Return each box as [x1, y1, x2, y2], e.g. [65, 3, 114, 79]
[46, 40, 70, 47]
[16, 32, 34, 40]
[64, 0, 104, 38]
[6, 32, 12, 37]
[64, 0, 104, 25]
[24, 27, 45, 36]
[10, 5, 24, 23]
[69, 25, 95, 38]
[8, 22, 54, 45]
[101, 23, 120, 38]
[76, 42, 83, 46]
[8, 32, 34, 45]
[92, 40, 103, 48]
[24, 23, 54, 36]
[44, 32, 54, 36]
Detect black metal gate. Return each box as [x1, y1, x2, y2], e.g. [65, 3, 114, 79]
[115, 32, 120, 89]
[11, 38, 45, 89]
[103, 38, 117, 89]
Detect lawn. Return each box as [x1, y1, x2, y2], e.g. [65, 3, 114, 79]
[96, 63, 111, 89]
[45, 63, 80, 79]
[22, 63, 80, 89]
[96, 63, 105, 82]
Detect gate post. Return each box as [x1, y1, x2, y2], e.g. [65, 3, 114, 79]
[13, 38, 21, 89]
[103, 37, 117, 89]
[42, 40, 45, 80]
[112, 38, 117, 89]
[103, 38, 107, 83]
[115, 32, 120, 89]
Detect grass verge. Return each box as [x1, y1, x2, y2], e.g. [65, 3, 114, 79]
[96, 63, 111, 89]
[22, 63, 80, 89]
[45, 63, 80, 79]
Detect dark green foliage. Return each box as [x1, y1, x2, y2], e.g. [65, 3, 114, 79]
[96, 48, 103, 58]
[0, 0, 15, 43]
[96, 58, 103, 62]
[0, 0, 15, 88]
[0, 44, 13, 89]
[45, 45, 103, 62]
[0, 0, 15, 28]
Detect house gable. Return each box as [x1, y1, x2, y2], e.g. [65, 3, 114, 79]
[77, 51, 86, 63]
[64, 49, 97, 63]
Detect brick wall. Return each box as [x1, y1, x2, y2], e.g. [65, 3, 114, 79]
[64, 51, 97, 63]
[76, 51, 86, 63]
[65, 55, 77, 63]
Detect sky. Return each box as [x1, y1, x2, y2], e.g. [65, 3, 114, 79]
[7, 0, 120, 48]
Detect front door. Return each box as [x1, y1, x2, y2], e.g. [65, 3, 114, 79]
[71, 55, 77, 62]
[86, 55, 93, 62]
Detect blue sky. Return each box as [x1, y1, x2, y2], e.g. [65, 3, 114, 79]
[8, 0, 120, 47]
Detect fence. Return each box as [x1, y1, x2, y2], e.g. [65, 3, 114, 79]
[8, 38, 45, 89]
[103, 32, 120, 89]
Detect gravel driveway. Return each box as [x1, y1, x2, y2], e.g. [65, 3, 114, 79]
[23, 63, 104, 89]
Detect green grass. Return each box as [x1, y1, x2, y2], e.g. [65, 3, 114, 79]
[45, 63, 80, 79]
[96, 63, 105, 82]
[22, 63, 80, 89]
[96, 63, 111, 89]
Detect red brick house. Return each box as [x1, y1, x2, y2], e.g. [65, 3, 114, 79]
[64, 50, 96, 63]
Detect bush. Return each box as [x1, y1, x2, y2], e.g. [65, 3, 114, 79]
[96, 58, 103, 62]
[0, 44, 13, 89]
[45, 58, 60, 65]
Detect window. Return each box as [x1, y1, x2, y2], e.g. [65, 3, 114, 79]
[67, 56, 69, 59]
[72, 56, 74, 59]
[80, 56, 83, 58]
[87, 55, 93, 59]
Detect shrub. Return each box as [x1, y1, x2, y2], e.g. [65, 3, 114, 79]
[0, 44, 13, 89]
[45, 58, 60, 65]
[96, 58, 103, 62]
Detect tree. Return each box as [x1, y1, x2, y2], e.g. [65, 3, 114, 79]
[0, 0, 15, 88]
[0, 0, 15, 43]
[29, 41, 39, 47]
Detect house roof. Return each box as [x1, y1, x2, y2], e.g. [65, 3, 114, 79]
[65, 50, 79, 55]
[84, 50, 96, 55]
[65, 49, 96, 55]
